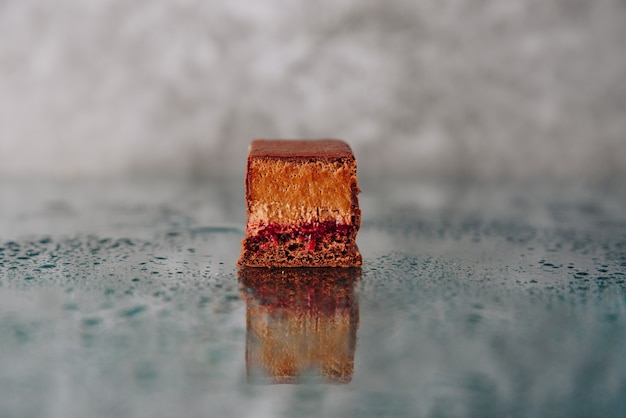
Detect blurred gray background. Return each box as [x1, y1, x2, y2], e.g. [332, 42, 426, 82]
[1, 0, 625, 181]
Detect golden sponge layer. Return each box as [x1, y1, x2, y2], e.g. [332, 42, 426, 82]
[247, 158, 358, 227]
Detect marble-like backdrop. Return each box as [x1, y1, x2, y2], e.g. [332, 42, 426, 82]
[1, 0, 625, 180]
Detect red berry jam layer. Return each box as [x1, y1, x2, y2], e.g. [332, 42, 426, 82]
[244, 220, 357, 253]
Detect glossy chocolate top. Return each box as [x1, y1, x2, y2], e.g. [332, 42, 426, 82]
[249, 139, 354, 160]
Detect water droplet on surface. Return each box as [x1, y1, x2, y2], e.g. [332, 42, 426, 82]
[82, 318, 102, 327]
[120, 305, 147, 317]
[40, 264, 56, 269]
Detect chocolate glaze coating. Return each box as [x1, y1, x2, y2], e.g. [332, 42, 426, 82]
[249, 139, 353, 161]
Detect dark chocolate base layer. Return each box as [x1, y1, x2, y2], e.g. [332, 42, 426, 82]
[238, 221, 362, 267]
[239, 240, 362, 267]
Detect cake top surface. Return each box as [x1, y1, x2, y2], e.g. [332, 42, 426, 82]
[249, 139, 353, 160]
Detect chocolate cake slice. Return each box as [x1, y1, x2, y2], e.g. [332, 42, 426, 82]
[238, 139, 362, 267]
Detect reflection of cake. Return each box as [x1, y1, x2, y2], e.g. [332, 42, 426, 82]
[238, 139, 362, 267]
[239, 267, 360, 384]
